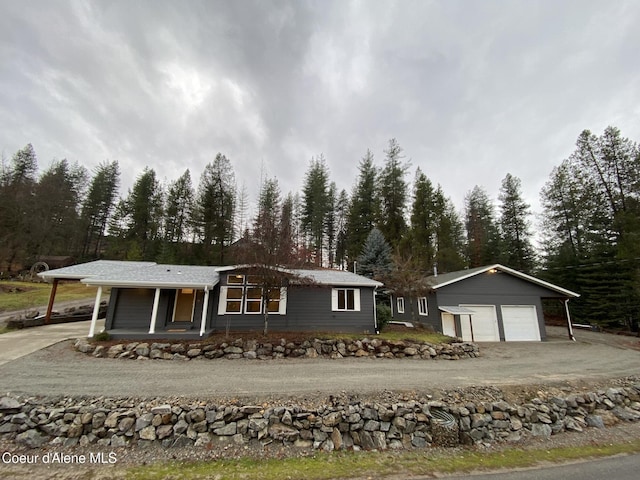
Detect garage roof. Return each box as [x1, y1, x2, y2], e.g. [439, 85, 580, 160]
[439, 306, 476, 315]
[427, 264, 580, 298]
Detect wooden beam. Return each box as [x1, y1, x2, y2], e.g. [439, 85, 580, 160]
[44, 279, 59, 324]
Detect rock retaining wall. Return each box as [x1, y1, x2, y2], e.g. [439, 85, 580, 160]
[74, 337, 480, 361]
[2, 384, 639, 450]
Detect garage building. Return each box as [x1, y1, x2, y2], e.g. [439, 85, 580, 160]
[390, 264, 579, 342]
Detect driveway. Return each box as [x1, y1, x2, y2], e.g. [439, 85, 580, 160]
[0, 325, 638, 400]
[0, 319, 103, 367]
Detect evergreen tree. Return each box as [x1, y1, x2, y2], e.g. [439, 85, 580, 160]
[252, 177, 281, 261]
[194, 154, 236, 264]
[32, 159, 88, 256]
[79, 160, 120, 259]
[378, 138, 409, 246]
[278, 193, 297, 264]
[346, 149, 380, 267]
[334, 189, 350, 269]
[464, 185, 501, 267]
[357, 228, 392, 278]
[161, 169, 194, 263]
[124, 167, 164, 260]
[409, 168, 437, 272]
[325, 182, 337, 267]
[0, 144, 38, 272]
[433, 186, 466, 272]
[498, 173, 535, 272]
[301, 155, 330, 266]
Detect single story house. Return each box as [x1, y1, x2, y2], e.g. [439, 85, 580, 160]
[39, 260, 383, 339]
[389, 264, 580, 342]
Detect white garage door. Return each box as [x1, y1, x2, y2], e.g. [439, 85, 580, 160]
[441, 313, 456, 337]
[501, 305, 540, 341]
[460, 305, 500, 342]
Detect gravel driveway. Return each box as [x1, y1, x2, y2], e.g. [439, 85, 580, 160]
[1, 327, 639, 400]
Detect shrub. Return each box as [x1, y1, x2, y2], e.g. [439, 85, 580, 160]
[93, 331, 110, 342]
[376, 303, 392, 332]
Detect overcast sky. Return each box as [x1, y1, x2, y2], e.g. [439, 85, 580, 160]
[1, 0, 639, 227]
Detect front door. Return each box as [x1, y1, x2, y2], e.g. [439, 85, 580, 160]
[173, 289, 196, 323]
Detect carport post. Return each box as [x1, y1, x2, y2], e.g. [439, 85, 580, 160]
[199, 287, 210, 336]
[149, 288, 161, 334]
[44, 278, 59, 325]
[564, 299, 576, 342]
[88, 286, 102, 338]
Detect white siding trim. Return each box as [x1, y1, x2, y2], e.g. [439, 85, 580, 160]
[217, 286, 228, 315]
[278, 287, 287, 315]
[354, 288, 361, 311]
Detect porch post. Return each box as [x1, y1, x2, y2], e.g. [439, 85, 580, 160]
[149, 288, 161, 334]
[44, 278, 59, 325]
[88, 286, 102, 338]
[200, 287, 210, 336]
[564, 299, 576, 342]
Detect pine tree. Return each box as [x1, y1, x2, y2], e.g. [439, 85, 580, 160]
[378, 138, 409, 246]
[498, 173, 535, 272]
[346, 149, 380, 267]
[409, 168, 437, 272]
[79, 161, 121, 259]
[464, 185, 501, 267]
[357, 228, 392, 278]
[334, 189, 350, 269]
[252, 177, 281, 261]
[301, 155, 330, 266]
[124, 167, 164, 260]
[162, 169, 194, 263]
[194, 154, 236, 264]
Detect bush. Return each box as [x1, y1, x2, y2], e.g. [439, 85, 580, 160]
[93, 331, 110, 342]
[376, 304, 392, 332]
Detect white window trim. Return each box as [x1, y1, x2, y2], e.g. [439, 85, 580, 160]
[331, 288, 361, 312]
[218, 285, 288, 316]
[397, 297, 405, 314]
[418, 297, 428, 316]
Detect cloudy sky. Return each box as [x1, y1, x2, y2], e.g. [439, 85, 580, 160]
[1, 0, 639, 226]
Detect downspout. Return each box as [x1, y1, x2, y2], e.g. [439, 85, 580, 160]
[373, 286, 379, 334]
[564, 299, 576, 342]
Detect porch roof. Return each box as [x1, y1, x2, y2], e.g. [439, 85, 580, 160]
[81, 264, 220, 289]
[38, 260, 154, 281]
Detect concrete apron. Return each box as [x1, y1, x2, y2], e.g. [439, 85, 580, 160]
[0, 319, 105, 367]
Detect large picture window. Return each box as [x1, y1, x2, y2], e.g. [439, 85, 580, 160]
[218, 274, 287, 315]
[332, 288, 361, 311]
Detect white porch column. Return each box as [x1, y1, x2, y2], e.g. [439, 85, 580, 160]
[88, 286, 103, 338]
[200, 287, 210, 336]
[149, 288, 161, 334]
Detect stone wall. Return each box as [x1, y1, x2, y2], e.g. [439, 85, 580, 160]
[1, 384, 639, 450]
[74, 337, 480, 361]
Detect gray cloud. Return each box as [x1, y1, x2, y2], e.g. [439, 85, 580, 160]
[1, 0, 639, 227]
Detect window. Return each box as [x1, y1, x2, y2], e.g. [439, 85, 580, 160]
[418, 297, 428, 316]
[218, 275, 287, 315]
[397, 297, 405, 314]
[267, 288, 281, 313]
[245, 287, 263, 314]
[225, 287, 243, 313]
[332, 288, 361, 311]
[227, 274, 244, 285]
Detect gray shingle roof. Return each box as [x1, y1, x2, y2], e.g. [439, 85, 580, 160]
[39, 261, 383, 289]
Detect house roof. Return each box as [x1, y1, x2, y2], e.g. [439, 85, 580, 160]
[38, 260, 155, 281]
[81, 264, 221, 289]
[39, 261, 382, 289]
[289, 269, 383, 287]
[426, 264, 580, 298]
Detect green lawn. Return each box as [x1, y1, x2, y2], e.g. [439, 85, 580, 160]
[332, 329, 452, 344]
[126, 438, 640, 480]
[0, 280, 100, 313]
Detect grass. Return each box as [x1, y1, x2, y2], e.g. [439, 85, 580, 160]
[126, 438, 640, 480]
[0, 280, 102, 313]
[331, 329, 452, 344]
[0, 326, 16, 334]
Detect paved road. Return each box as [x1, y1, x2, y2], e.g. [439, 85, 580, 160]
[0, 325, 638, 399]
[443, 453, 640, 480]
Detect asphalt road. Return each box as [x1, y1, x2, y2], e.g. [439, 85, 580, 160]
[443, 453, 640, 480]
[0, 326, 638, 399]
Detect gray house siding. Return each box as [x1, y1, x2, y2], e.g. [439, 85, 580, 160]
[107, 288, 155, 330]
[391, 293, 439, 330]
[212, 271, 377, 333]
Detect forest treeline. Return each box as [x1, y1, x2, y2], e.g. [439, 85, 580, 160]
[0, 127, 638, 328]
